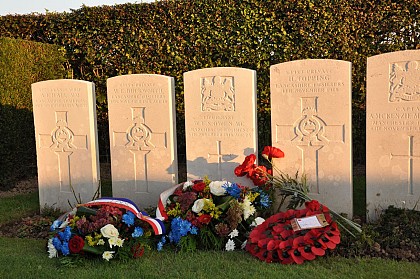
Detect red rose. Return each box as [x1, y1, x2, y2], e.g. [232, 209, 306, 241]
[262, 146, 285, 159]
[68, 235, 85, 254]
[192, 182, 206, 192]
[198, 214, 212, 225]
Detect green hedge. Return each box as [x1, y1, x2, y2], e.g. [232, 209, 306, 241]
[0, 0, 419, 179]
[0, 37, 67, 189]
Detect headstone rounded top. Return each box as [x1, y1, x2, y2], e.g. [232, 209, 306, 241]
[184, 67, 256, 76]
[107, 74, 173, 82]
[32, 79, 94, 86]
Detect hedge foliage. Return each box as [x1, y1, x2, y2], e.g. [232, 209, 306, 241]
[0, 0, 419, 183]
[0, 38, 67, 189]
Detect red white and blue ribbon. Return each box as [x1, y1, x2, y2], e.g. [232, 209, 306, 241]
[156, 183, 183, 221]
[80, 197, 165, 235]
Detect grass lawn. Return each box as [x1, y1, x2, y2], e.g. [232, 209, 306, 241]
[0, 178, 419, 279]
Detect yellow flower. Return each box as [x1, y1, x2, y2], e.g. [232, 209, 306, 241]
[167, 203, 182, 217]
[246, 192, 259, 203]
[86, 235, 95, 247]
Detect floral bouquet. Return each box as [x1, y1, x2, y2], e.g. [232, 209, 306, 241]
[155, 178, 271, 251]
[48, 198, 165, 261]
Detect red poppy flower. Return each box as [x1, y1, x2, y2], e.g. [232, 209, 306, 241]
[311, 242, 326, 256]
[267, 239, 280, 251]
[234, 154, 256, 177]
[262, 146, 285, 159]
[68, 235, 85, 254]
[290, 248, 305, 264]
[298, 246, 316, 261]
[249, 165, 270, 186]
[305, 200, 321, 212]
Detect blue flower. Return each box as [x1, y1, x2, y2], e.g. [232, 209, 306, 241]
[168, 217, 198, 245]
[122, 211, 135, 226]
[190, 226, 198, 235]
[132, 227, 144, 238]
[61, 241, 70, 256]
[58, 226, 72, 242]
[50, 220, 62, 231]
[223, 183, 242, 199]
[52, 237, 62, 251]
[157, 241, 164, 251]
[258, 191, 271, 208]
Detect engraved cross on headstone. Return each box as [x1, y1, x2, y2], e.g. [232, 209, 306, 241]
[112, 107, 167, 192]
[38, 111, 88, 192]
[390, 135, 420, 195]
[208, 140, 235, 180]
[275, 97, 344, 193]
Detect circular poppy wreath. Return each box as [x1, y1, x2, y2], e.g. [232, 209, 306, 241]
[245, 200, 340, 264]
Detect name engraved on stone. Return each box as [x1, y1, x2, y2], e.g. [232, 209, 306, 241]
[32, 88, 87, 109]
[38, 111, 88, 192]
[201, 76, 235, 111]
[275, 97, 344, 194]
[112, 107, 167, 193]
[390, 135, 420, 195]
[389, 60, 420, 102]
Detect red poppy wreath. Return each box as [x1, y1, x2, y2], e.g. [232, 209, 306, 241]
[245, 200, 340, 264]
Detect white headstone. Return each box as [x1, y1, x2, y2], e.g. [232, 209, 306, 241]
[271, 59, 353, 216]
[184, 67, 258, 186]
[32, 79, 100, 210]
[366, 50, 420, 220]
[107, 74, 178, 207]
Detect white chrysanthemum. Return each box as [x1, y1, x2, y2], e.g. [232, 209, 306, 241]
[225, 239, 236, 251]
[228, 229, 239, 238]
[97, 239, 105, 246]
[251, 217, 265, 227]
[183, 181, 194, 190]
[102, 251, 115, 261]
[241, 197, 256, 220]
[209, 181, 228, 196]
[47, 238, 58, 258]
[108, 237, 118, 248]
[115, 238, 124, 247]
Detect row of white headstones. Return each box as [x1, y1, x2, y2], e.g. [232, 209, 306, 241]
[31, 49, 419, 221]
